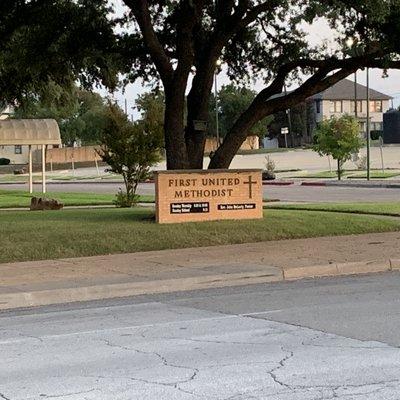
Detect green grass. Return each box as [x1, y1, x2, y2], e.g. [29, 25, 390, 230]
[267, 202, 400, 217]
[289, 170, 347, 179]
[236, 148, 292, 155]
[0, 208, 399, 264]
[0, 174, 121, 183]
[289, 169, 400, 180]
[347, 171, 400, 179]
[0, 190, 154, 208]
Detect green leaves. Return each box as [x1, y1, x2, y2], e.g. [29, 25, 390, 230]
[313, 115, 364, 162]
[99, 102, 162, 202]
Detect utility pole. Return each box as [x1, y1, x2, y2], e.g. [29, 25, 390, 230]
[354, 72, 358, 118]
[366, 68, 371, 181]
[214, 60, 222, 146]
[284, 84, 294, 147]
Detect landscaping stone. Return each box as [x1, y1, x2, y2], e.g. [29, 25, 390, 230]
[13, 167, 26, 175]
[30, 197, 64, 211]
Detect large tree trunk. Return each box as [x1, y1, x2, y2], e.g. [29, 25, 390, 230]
[185, 64, 216, 169]
[209, 104, 266, 169]
[164, 87, 189, 170]
[185, 94, 210, 170]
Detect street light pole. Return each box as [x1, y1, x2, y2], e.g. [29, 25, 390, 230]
[366, 67, 371, 181]
[354, 72, 358, 118]
[214, 60, 222, 146]
[284, 84, 294, 147]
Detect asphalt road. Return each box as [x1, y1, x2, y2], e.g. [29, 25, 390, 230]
[3, 181, 400, 203]
[2, 272, 400, 399]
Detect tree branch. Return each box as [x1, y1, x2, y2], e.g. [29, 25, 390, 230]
[123, 0, 173, 84]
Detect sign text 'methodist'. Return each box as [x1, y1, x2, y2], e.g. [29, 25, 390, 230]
[169, 177, 241, 199]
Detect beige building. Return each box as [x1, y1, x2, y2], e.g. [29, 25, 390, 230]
[310, 79, 392, 136]
[0, 107, 29, 164]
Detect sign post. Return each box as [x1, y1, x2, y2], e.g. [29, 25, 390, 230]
[281, 127, 289, 148]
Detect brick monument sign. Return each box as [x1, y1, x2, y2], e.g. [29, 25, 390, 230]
[155, 169, 263, 224]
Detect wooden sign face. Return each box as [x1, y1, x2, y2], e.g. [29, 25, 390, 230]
[155, 169, 263, 224]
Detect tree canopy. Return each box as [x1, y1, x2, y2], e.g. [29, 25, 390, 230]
[2, 1, 400, 169]
[313, 115, 363, 180]
[13, 82, 111, 145]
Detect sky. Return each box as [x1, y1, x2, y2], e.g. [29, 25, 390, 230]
[107, 2, 400, 119]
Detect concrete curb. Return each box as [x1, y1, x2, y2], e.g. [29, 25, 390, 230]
[325, 181, 400, 189]
[263, 181, 294, 186]
[1, 259, 400, 311]
[0, 271, 283, 311]
[283, 259, 400, 280]
[300, 181, 327, 187]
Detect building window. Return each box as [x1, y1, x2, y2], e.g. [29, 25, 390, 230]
[329, 100, 342, 113]
[351, 100, 363, 113]
[371, 122, 383, 131]
[370, 101, 383, 113]
[359, 122, 366, 133]
[14, 145, 22, 154]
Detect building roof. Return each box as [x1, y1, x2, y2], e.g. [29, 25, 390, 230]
[314, 79, 392, 101]
[0, 119, 61, 145]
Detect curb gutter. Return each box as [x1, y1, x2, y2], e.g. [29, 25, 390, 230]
[1, 259, 399, 311]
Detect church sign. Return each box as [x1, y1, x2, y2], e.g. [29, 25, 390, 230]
[155, 169, 263, 224]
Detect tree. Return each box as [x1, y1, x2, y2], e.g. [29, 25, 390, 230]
[0, 1, 119, 102]
[313, 115, 363, 180]
[99, 103, 162, 207]
[13, 82, 111, 146]
[267, 103, 311, 147]
[135, 90, 165, 144]
[2, 1, 400, 169]
[208, 84, 271, 139]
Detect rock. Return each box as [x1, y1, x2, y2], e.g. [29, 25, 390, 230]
[30, 197, 64, 211]
[14, 168, 27, 175]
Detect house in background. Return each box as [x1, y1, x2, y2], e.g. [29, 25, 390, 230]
[308, 79, 393, 138]
[266, 79, 393, 148]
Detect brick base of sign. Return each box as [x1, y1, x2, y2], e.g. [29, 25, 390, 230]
[155, 169, 263, 224]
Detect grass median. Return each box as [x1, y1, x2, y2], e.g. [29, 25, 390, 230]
[266, 202, 400, 217]
[1, 208, 399, 264]
[0, 190, 154, 208]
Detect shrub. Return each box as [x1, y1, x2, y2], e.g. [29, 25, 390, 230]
[0, 158, 10, 165]
[355, 155, 367, 170]
[313, 115, 363, 180]
[98, 103, 162, 207]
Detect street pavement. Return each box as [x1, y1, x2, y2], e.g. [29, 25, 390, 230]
[3, 181, 400, 203]
[2, 272, 400, 399]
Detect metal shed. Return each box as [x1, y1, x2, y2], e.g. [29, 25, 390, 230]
[0, 119, 61, 193]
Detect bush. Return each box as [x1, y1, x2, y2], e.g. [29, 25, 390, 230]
[98, 103, 162, 206]
[114, 189, 140, 208]
[263, 155, 276, 180]
[313, 115, 363, 180]
[0, 158, 10, 165]
[355, 155, 367, 170]
[370, 130, 382, 141]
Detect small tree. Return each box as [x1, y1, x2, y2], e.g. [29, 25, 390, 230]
[313, 115, 363, 181]
[99, 103, 162, 207]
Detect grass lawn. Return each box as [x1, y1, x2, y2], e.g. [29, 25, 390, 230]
[236, 148, 291, 155]
[0, 190, 154, 208]
[1, 208, 399, 264]
[267, 202, 400, 217]
[347, 171, 400, 179]
[289, 170, 345, 179]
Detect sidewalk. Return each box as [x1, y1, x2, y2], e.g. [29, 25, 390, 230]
[1, 232, 400, 310]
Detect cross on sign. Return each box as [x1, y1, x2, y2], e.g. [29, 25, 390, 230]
[244, 175, 257, 199]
